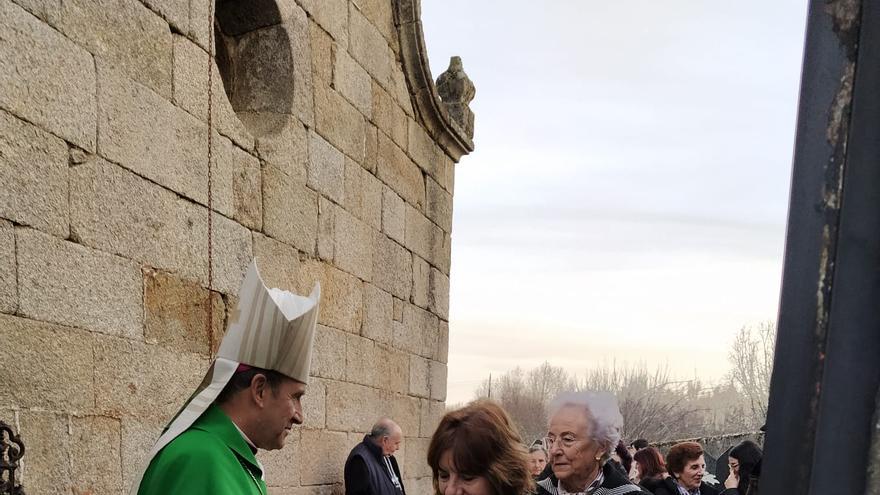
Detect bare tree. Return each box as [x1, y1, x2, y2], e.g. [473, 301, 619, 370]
[727, 321, 776, 429]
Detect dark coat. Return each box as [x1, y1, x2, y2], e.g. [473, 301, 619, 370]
[535, 461, 646, 495]
[344, 436, 405, 495]
[649, 477, 719, 495]
[639, 476, 667, 493]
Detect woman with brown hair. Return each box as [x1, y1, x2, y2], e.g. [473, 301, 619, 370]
[427, 400, 533, 495]
[633, 447, 668, 492]
[652, 442, 719, 495]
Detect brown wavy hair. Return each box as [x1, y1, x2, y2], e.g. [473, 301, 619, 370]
[427, 400, 533, 495]
[633, 446, 666, 479]
[665, 441, 704, 477]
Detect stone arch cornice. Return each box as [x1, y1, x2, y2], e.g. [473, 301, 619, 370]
[394, 0, 475, 161]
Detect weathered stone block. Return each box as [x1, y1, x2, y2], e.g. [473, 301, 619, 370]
[144, 269, 224, 356]
[391, 66, 414, 118]
[364, 123, 379, 174]
[376, 345, 409, 394]
[403, 437, 432, 479]
[335, 49, 372, 118]
[425, 176, 453, 233]
[325, 380, 381, 432]
[98, 64, 209, 205]
[302, 377, 327, 430]
[94, 337, 208, 420]
[70, 159, 209, 284]
[231, 144, 263, 231]
[299, 0, 348, 45]
[420, 399, 447, 438]
[429, 360, 447, 401]
[140, 0, 188, 33]
[308, 18, 334, 85]
[372, 82, 408, 149]
[299, 429, 349, 485]
[411, 255, 430, 309]
[0, 314, 95, 411]
[346, 333, 377, 387]
[70, 415, 123, 495]
[121, 417, 165, 494]
[352, 0, 394, 45]
[334, 207, 373, 282]
[408, 119, 443, 179]
[349, 5, 391, 87]
[393, 298, 404, 321]
[311, 325, 346, 381]
[256, 116, 308, 181]
[17, 227, 143, 339]
[409, 354, 429, 398]
[404, 204, 433, 263]
[210, 213, 253, 295]
[297, 260, 363, 334]
[436, 321, 449, 364]
[371, 232, 412, 301]
[16, 411, 71, 494]
[0, 110, 69, 237]
[0, 221, 15, 313]
[259, 430, 301, 487]
[252, 232, 303, 292]
[0, 0, 96, 151]
[58, 0, 172, 97]
[172, 33, 207, 117]
[344, 158, 383, 230]
[390, 394, 421, 437]
[315, 83, 366, 162]
[438, 152, 456, 194]
[399, 303, 439, 359]
[429, 267, 450, 320]
[361, 283, 393, 345]
[263, 163, 319, 254]
[377, 133, 425, 209]
[308, 131, 346, 203]
[318, 196, 336, 262]
[382, 187, 406, 245]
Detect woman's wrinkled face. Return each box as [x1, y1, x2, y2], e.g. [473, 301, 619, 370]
[528, 450, 547, 476]
[675, 454, 705, 491]
[546, 406, 604, 489]
[437, 450, 494, 495]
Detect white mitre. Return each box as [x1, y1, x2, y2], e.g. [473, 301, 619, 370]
[130, 258, 320, 493]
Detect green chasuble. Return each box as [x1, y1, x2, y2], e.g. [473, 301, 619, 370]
[139, 404, 268, 495]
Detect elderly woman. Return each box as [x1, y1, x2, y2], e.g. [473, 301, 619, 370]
[652, 442, 719, 495]
[535, 391, 643, 495]
[427, 400, 533, 495]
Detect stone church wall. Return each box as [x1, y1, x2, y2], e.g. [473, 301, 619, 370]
[0, 0, 473, 492]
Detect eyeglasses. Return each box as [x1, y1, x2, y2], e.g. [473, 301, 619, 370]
[542, 434, 580, 449]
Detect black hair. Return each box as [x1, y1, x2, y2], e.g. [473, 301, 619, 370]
[631, 438, 649, 450]
[215, 367, 288, 404]
[729, 440, 763, 494]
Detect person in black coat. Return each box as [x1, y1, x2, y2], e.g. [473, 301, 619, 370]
[650, 442, 719, 495]
[720, 441, 762, 495]
[344, 418, 406, 495]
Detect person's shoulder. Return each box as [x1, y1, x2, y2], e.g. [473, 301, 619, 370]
[534, 477, 556, 495]
[700, 482, 721, 495]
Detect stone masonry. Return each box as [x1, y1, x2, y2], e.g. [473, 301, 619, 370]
[0, 0, 474, 493]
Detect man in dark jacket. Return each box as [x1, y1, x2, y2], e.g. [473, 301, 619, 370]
[344, 418, 406, 495]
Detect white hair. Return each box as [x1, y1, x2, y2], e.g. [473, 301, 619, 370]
[547, 391, 623, 451]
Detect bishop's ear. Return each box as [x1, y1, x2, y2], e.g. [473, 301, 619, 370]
[249, 372, 270, 406]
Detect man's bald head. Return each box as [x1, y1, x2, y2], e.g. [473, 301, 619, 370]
[369, 417, 403, 456]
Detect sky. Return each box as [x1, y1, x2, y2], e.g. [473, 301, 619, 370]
[420, 1, 810, 405]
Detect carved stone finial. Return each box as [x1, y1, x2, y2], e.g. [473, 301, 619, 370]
[436, 56, 476, 139]
[0, 421, 25, 494]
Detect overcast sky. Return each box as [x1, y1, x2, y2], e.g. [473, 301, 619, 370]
[420, 1, 810, 405]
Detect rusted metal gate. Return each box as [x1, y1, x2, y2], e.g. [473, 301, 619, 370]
[761, 0, 880, 493]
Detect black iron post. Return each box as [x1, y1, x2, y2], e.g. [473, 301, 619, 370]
[762, 0, 880, 493]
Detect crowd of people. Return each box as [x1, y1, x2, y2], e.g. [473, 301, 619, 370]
[131, 262, 763, 495]
[408, 394, 764, 495]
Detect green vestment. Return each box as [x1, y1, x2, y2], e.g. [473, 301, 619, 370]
[138, 404, 267, 495]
